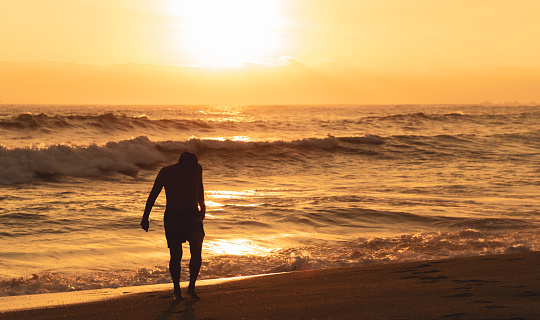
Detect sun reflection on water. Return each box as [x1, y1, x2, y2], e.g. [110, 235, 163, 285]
[201, 136, 252, 142]
[204, 200, 223, 208]
[204, 239, 275, 256]
[208, 190, 255, 199]
[205, 190, 265, 211]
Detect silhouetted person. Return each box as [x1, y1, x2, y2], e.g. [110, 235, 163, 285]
[141, 152, 206, 300]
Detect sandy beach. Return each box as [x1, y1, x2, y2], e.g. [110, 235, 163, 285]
[1, 251, 538, 319]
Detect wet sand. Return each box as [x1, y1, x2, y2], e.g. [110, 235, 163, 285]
[1, 251, 539, 319]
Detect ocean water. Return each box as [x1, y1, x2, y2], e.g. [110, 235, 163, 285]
[0, 104, 538, 297]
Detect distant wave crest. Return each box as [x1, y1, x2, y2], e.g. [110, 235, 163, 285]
[0, 112, 253, 132]
[361, 111, 540, 123]
[2, 111, 539, 133]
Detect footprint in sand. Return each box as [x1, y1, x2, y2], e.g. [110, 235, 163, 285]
[473, 300, 492, 304]
[442, 312, 466, 318]
[444, 292, 474, 298]
[516, 290, 538, 297]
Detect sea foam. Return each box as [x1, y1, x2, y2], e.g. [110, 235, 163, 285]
[0, 228, 536, 297]
[0, 135, 387, 184]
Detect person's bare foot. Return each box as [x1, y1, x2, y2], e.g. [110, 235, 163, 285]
[187, 286, 200, 299]
[174, 285, 184, 301]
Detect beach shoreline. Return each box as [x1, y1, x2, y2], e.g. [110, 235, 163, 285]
[1, 251, 539, 319]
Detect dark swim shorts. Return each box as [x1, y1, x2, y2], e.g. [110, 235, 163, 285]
[163, 209, 205, 247]
[164, 221, 204, 247]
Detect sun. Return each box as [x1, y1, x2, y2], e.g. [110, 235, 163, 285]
[174, 0, 285, 66]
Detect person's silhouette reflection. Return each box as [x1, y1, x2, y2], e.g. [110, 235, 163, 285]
[141, 152, 206, 300]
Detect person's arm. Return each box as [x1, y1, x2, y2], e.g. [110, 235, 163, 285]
[141, 170, 165, 232]
[198, 168, 206, 221]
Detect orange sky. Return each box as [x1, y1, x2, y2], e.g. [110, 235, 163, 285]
[1, 0, 539, 105]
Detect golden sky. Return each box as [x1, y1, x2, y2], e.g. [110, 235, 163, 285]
[1, 0, 539, 105]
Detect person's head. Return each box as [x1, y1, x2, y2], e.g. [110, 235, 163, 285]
[179, 152, 198, 169]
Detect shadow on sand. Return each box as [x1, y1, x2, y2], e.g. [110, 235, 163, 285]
[156, 298, 201, 320]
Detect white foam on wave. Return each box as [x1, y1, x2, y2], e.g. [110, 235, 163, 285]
[1, 228, 536, 297]
[0, 137, 167, 184]
[0, 135, 383, 184]
[2, 127, 538, 184]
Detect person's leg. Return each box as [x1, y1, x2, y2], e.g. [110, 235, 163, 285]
[169, 246, 183, 299]
[186, 232, 204, 298]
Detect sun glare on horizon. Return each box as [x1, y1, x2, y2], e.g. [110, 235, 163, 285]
[173, 0, 286, 66]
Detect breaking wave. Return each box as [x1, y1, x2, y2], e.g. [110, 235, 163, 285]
[0, 135, 391, 184]
[1, 130, 538, 184]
